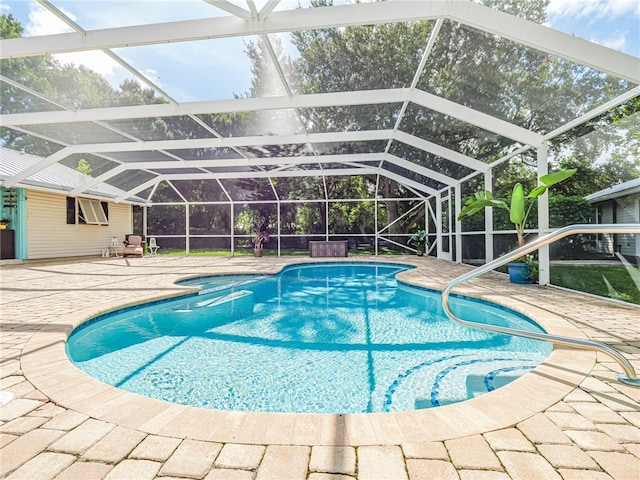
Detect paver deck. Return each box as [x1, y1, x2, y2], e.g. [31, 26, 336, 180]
[1, 255, 638, 479]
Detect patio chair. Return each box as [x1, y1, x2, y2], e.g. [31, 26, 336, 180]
[148, 237, 159, 256]
[123, 235, 144, 257]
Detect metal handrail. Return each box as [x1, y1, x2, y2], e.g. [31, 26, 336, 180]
[441, 224, 640, 386]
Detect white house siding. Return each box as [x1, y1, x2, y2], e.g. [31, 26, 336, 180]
[27, 190, 133, 259]
[637, 198, 640, 260]
[596, 204, 614, 255]
[615, 195, 639, 258]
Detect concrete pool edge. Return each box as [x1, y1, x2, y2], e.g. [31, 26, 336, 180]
[20, 257, 597, 446]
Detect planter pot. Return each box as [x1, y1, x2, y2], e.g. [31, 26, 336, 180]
[0, 224, 6, 230]
[253, 248, 263, 257]
[507, 262, 532, 284]
[416, 250, 424, 256]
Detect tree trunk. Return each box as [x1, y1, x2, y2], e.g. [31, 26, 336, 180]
[380, 178, 401, 235]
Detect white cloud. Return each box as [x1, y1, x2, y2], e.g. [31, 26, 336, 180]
[52, 51, 122, 79]
[546, 0, 639, 55]
[24, 2, 123, 82]
[25, 2, 73, 36]
[141, 69, 162, 87]
[548, 0, 640, 20]
[598, 33, 627, 51]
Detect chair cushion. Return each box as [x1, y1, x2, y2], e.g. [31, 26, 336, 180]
[127, 235, 142, 245]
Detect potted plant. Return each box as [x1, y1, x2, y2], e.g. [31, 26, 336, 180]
[457, 168, 576, 283]
[253, 229, 269, 257]
[407, 229, 428, 256]
[0, 218, 11, 230]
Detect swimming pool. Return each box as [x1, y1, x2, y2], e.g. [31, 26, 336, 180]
[66, 262, 552, 414]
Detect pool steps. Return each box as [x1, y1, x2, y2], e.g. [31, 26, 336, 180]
[383, 354, 538, 412]
[196, 276, 269, 296]
[174, 289, 254, 312]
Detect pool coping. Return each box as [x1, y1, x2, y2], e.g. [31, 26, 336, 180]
[20, 257, 596, 446]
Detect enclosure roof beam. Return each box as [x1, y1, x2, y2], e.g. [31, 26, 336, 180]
[4, 125, 478, 189]
[0, 90, 409, 126]
[116, 176, 160, 202]
[203, 0, 252, 20]
[109, 153, 382, 171]
[71, 152, 454, 197]
[114, 165, 436, 202]
[383, 153, 457, 186]
[408, 90, 543, 147]
[3, 88, 540, 155]
[70, 165, 127, 195]
[70, 154, 383, 196]
[115, 167, 378, 202]
[378, 169, 438, 196]
[34, 130, 392, 155]
[543, 86, 640, 142]
[393, 131, 488, 173]
[3, 1, 637, 83]
[3, 148, 72, 187]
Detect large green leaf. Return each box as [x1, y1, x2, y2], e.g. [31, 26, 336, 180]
[539, 169, 577, 187]
[458, 193, 507, 220]
[527, 184, 548, 199]
[509, 183, 525, 225]
[528, 169, 577, 199]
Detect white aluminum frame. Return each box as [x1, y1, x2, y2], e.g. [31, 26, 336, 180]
[0, 0, 637, 269]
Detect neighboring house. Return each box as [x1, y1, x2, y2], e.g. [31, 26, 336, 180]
[0, 148, 143, 260]
[586, 178, 640, 264]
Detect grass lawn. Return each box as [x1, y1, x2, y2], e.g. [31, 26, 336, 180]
[550, 265, 639, 305]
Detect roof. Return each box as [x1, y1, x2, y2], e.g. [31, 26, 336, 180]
[0, 148, 144, 203]
[1, 0, 638, 205]
[586, 178, 640, 203]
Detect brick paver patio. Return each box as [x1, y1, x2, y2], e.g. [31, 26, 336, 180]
[1, 255, 638, 479]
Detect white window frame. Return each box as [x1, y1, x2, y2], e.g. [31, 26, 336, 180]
[78, 198, 108, 225]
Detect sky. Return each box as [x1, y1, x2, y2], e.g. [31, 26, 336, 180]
[1, 0, 639, 102]
[546, 0, 639, 54]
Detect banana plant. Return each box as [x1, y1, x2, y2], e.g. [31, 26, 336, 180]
[458, 169, 577, 250]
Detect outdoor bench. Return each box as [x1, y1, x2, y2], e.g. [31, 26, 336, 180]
[308, 240, 349, 257]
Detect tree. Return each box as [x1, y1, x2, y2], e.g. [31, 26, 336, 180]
[280, 0, 630, 236]
[76, 158, 93, 177]
[1, 14, 119, 156]
[289, 6, 432, 234]
[550, 96, 640, 195]
[4, 3, 635, 245]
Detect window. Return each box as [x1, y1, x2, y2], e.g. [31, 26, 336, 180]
[66, 197, 76, 224]
[75, 198, 109, 225]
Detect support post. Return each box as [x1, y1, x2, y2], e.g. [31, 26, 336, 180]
[454, 184, 462, 263]
[537, 142, 550, 285]
[185, 203, 190, 256]
[374, 199, 379, 256]
[436, 192, 443, 259]
[143, 205, 147, 241]
[484, 169, 494, 263]
[325, 198, 329, 241]
[230, 203, 235, 256]
[277, 201, 281, 256]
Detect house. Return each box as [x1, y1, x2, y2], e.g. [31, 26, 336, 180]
[586, 178, 640, 264]
[0, 148, 143, 260]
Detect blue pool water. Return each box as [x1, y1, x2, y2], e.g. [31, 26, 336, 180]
[66, 262, 552, 414]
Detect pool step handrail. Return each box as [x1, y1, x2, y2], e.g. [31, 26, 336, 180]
[441, 224, 640, 387]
